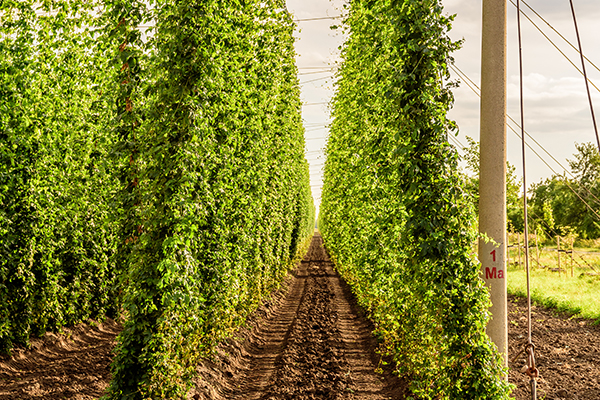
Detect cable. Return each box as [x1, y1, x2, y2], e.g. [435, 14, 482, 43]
[569, 0, 600, 153]
[298, 70, 336, 76]
[298, 66, 338, 69]
[508, 1, 600, 95]
[516, 3, 538, 397]
[294, 15, 343, 22]
[450, 64, 600, 222]
[515, 0, 600, 76]
[303, 102, 329, 106]
[447, 134, 466, 154]
[451, 64, 600, 208]
[300, 76, 332, 85]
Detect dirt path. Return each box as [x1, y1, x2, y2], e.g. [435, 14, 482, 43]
[193, 234, 407, 400]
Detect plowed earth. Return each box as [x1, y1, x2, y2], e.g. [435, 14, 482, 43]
[0, 319, 120, 399]
[191, 234, 407, 400]
[0, 234, 599, 400]
[508, 295, 600, 400]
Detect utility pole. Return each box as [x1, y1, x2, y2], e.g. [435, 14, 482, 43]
[479, 0, 508, 369]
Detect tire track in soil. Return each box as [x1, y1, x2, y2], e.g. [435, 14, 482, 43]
[0, 235, 598, 399]
[212, 234, 405, 400]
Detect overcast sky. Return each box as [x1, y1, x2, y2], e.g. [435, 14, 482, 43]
[286, 0, 600, 210]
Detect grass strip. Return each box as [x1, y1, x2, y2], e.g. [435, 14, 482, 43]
[507, 264, 600, 324]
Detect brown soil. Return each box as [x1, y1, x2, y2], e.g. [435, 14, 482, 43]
[191, 234, 408, 400]
[1, 235, 599, 400]
[0, 319, 120, 400]
[508, 295, 600, 400]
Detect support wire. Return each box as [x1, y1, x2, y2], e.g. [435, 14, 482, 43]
[510, 0, 600, 95]
[517, 1, 538, 398]
[569, 0, 600, 153]
[450, 64, 600, 219]
[517, 0, 600, 75]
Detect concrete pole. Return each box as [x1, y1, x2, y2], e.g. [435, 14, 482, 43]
[479, 0, 508, 369]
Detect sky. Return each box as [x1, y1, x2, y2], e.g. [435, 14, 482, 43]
[286, 0, 600, 210]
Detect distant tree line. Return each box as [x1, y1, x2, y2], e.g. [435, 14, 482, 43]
[463, 140, 600, 241]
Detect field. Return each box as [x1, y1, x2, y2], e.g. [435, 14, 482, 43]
[507, 234, 600, 323]
[1, 236, 599, 399]
[3, 1, 599, 399]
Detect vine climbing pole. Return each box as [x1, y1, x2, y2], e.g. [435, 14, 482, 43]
[479, 0, 508, 369]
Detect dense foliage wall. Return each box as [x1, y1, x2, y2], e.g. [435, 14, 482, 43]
[0, 0, 119, 353]
[1, 1, 314, 397]
[103, 1, 314, 398]
[319, 1, 511, 399]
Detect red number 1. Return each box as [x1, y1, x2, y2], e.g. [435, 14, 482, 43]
[490, 249, 496, 262]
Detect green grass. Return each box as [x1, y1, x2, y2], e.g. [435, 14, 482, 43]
[507, 261, 600, 324]
[506, 233, 600, 322]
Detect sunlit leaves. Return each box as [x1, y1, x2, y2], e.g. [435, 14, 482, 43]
[0, 0, 119, 353]
[103, 1, 314, 399]
[320, 0, 511, 398]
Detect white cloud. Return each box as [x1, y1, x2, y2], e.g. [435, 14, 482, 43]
[288, 0, 600, 206]
[444, 0, 600, 186]
[287, 0, 346, 208]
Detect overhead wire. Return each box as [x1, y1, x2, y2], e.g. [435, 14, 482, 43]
[451, 64, 600, 209]
[449, 64, 600, 223]
[298, 70, 336, 76]
[298, 66, 337, 69]
[445, 124, 582, 243]
[568, 0, 600, 152]
[516, 0, 600, 75]
[447, 134, 466, 154]
[294, 15, 343, 22]
[508, 0, 600, 95]
[299, 75, 333, 85]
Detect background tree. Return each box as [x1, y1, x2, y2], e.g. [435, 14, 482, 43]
[529, 142, 600, 240]
[461, 136, 522, 231]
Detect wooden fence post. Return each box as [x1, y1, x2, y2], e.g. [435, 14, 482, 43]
[507, 232, 511, 266]
[571, 240, 574, 277]
[535, 231, 540, 267]
[557, 236, 561, 276]
[518, 233, 522, 269]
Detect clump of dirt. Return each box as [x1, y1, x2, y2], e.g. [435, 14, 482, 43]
[508, 295, 600, 400]
[0, 318, 121, 400]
